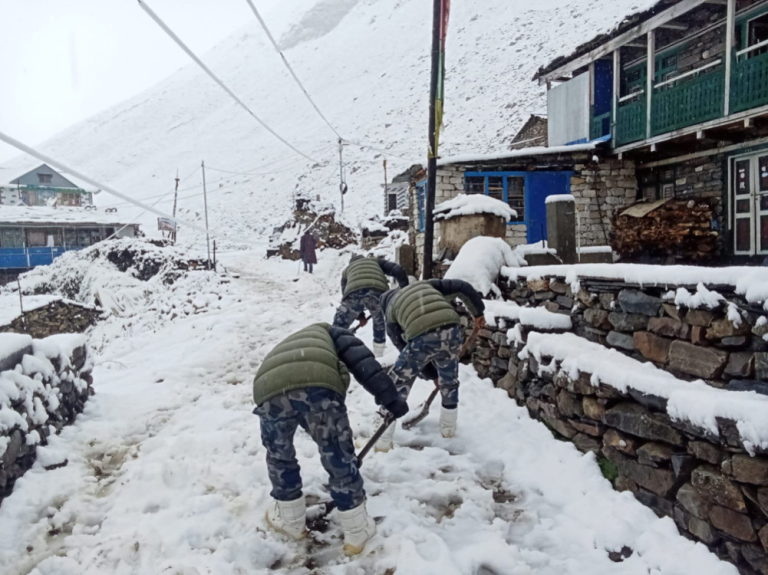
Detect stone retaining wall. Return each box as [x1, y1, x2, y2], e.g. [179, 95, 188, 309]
[0, 334, 93, 504]
[466, 275, 768, 574]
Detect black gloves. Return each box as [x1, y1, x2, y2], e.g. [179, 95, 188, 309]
[384, 397, 409, 419]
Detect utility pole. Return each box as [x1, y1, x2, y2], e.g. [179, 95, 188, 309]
[171, 169, 180, 243]
[423, 0, 442, 279]
[383, 159, 388, 214]
[201, 160, 212, 269]
[338, 137, 345, 213]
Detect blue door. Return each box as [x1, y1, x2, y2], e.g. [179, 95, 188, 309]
[526, 172, 572, 244]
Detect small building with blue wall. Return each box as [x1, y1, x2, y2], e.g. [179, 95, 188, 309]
[0, 207, 139, 271]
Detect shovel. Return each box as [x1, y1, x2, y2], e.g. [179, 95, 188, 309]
[400, 322, 481, 430]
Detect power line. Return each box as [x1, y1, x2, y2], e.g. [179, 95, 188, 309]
[137, 0, 320, 164]
[0, 130, 211, 236]
[244, 0, 342, 140]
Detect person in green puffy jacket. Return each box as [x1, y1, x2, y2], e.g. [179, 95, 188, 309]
[373, 279, 486, 451]
[333, 254, 409, 357]
[252, 322, 408, 556]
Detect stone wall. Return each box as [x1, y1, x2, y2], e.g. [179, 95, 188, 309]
[1, 300, 103, 339]
[468, 273, 768, 574]
[0, 334, 93, 503]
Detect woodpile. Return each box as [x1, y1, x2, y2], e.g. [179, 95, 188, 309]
[611, 198, 718, 262]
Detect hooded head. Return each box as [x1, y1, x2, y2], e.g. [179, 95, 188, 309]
[379, 288, 400, 316]
[349, 254, 364, 264]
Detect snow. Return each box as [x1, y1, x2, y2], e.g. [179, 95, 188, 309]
[545, 194, 575, 204]
[444, 236, 526, 296]
[0, 333, 32, 360]
[483, 299, 572, 332]
[434, 193, 517, 222]
[522, 332, 768, 454]
[436, 143, 600, 167]
[674, 284, 725, 309]
[502, 263, 768, 308]
[0, 206, 133, 226]
[578, 246, 612, 254]
[0, 250, 735, 574]
[0, 294, 64, 327]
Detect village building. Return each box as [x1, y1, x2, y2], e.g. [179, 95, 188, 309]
[0, 206, 139, 271]
[0, 163, 98, 207]
[402, 0, 768, 273]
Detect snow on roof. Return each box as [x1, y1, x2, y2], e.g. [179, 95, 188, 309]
[0, 206, 135, 227]
[2, 163, 100, 193]
[501, 263, 768, 308]
[434, 194, 517, 222]
[436, 142, 599, 167]
[545, 194, 575, 204]
[483, 299, 572, 331]
[522, 331, 768, 453]
[444, 236, 526, 295]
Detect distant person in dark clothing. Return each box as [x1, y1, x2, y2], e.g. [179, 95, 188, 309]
[300, 230, 317, 273]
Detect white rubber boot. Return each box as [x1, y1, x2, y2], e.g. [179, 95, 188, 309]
[265, 496, 307, 540]
[338, 501, 377, 556]
[373, 414, 396, 452]
[440, 406, 458, 438]
[373, 341, 386, 358]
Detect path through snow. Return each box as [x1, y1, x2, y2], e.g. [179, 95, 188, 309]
[0, 250, 736, 574]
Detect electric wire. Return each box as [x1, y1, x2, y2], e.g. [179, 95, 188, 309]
[137, 0, 320, 164]
[243, 0, 342, 140]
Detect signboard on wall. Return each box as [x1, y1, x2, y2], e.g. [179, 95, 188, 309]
[157, 217, 177, 232]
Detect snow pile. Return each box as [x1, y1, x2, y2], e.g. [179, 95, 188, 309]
[434, 193, 517, 222]
[0, 295, 62, 327]
[522, 332, 768, 453]
[445, 236, 527, 296]
[545, 194, 575, 204]
[483, 299, 572, 332]
[502, 263, 768, 309]
[674, 283, 726, 309]
[366, 230, 408, 261]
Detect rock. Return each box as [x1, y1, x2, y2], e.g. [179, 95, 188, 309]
[633, 332, 671, 364]
[615, 475, 639, 493]
[686, 309, 716, 327]
[540, 412, 577, 439]
[690, 516, 719, 544]
[692, 466, 747, 512]
[572, 433, 602, 454]
[606, 331, 635, 351]
[741, 545, 768, 574]
[707, 318, 750, 341]
[754, 319, 768, 339]
[662, 303, 681, 321]
[527, 278, 550, 293]
[543, 301, 560, 313]
[668, 340, 728, 379]
[760, 524, 768, 551]
[577, 290, 593, 307]
[595, 383, 624, 400]
[635, 488, 675, 517]
[608, 312, 649, 332]
[721, 336, 748, 349]
[637, 442, 674, 464]
[604, 447, 677, 496]
[757, 353, 768, 381]
[556, 296, 574, 309]
[604, 403, 684, 446]
[677, 482, 712, 520]
[496, 371, 518, 398]
[725, 352, 756, 378]
[690, 325, 708, 346]
[584, 308, 612, 330]
[603, 429, 640, 456]
[687, 441, 724, 465]
[648, 317, 691, 339]
[491, 356, 509, 371]
[534, 291, 556, 301]
[708, 505, 756, 542]
[474, 347, 493, 360]
[627, 390, 668, 412]
[497, 346, 512, 359]
[550, 280, 568, 294]
[569, 419, 604, 437]
[582, 397, 606, 421]
[478, 329, 495, 340]
[491, 332, 507, 345]
[618, 290, 662, 317]
[556, 390, 584, 419]
[599, 293, 616, 310]
[731, 455, 768, 486]
[554, 371, 596, 395]
[671, 418, 721, 443]
[671, 454, 697, 480]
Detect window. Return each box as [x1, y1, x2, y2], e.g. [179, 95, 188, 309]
[58, 192, 82, 206]
[747, 13, 768, 57]
[37, 173, 52, 184]
[464, 172, 526, 224]
[0, 227, 24, 248]
[387, 193, 398, 213]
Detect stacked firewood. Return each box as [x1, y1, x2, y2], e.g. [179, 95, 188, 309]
[611, 198, 718, 262]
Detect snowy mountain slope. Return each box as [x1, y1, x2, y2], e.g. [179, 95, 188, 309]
[0, 251, 737, 575]
[1, 0, 656, 249]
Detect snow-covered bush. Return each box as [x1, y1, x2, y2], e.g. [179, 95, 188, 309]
[445, 236, 526, 296]
[434, 193, 517, 222]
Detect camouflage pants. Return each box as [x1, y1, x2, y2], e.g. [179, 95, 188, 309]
[333, 288, 386, 344]
[389, 324, 463, 408]
[253, 387, 365, 512]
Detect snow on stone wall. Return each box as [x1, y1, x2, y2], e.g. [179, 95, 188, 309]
[0, 333, 93, 503]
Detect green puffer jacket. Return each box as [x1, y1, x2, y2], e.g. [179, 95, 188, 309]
[342, 258, 390, 297]
[386, 281, 461, 342]
[253, 323, 349, 405]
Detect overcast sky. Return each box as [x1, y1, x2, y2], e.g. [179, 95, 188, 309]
[0, 0, 263, 164]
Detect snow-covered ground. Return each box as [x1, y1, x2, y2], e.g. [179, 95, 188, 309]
[0, 251, 736, 575]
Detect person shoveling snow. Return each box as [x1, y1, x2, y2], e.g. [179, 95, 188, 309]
[333, 254, 409, 357]
[375, 279, 486, 451]
[252, 322, 408, 556]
